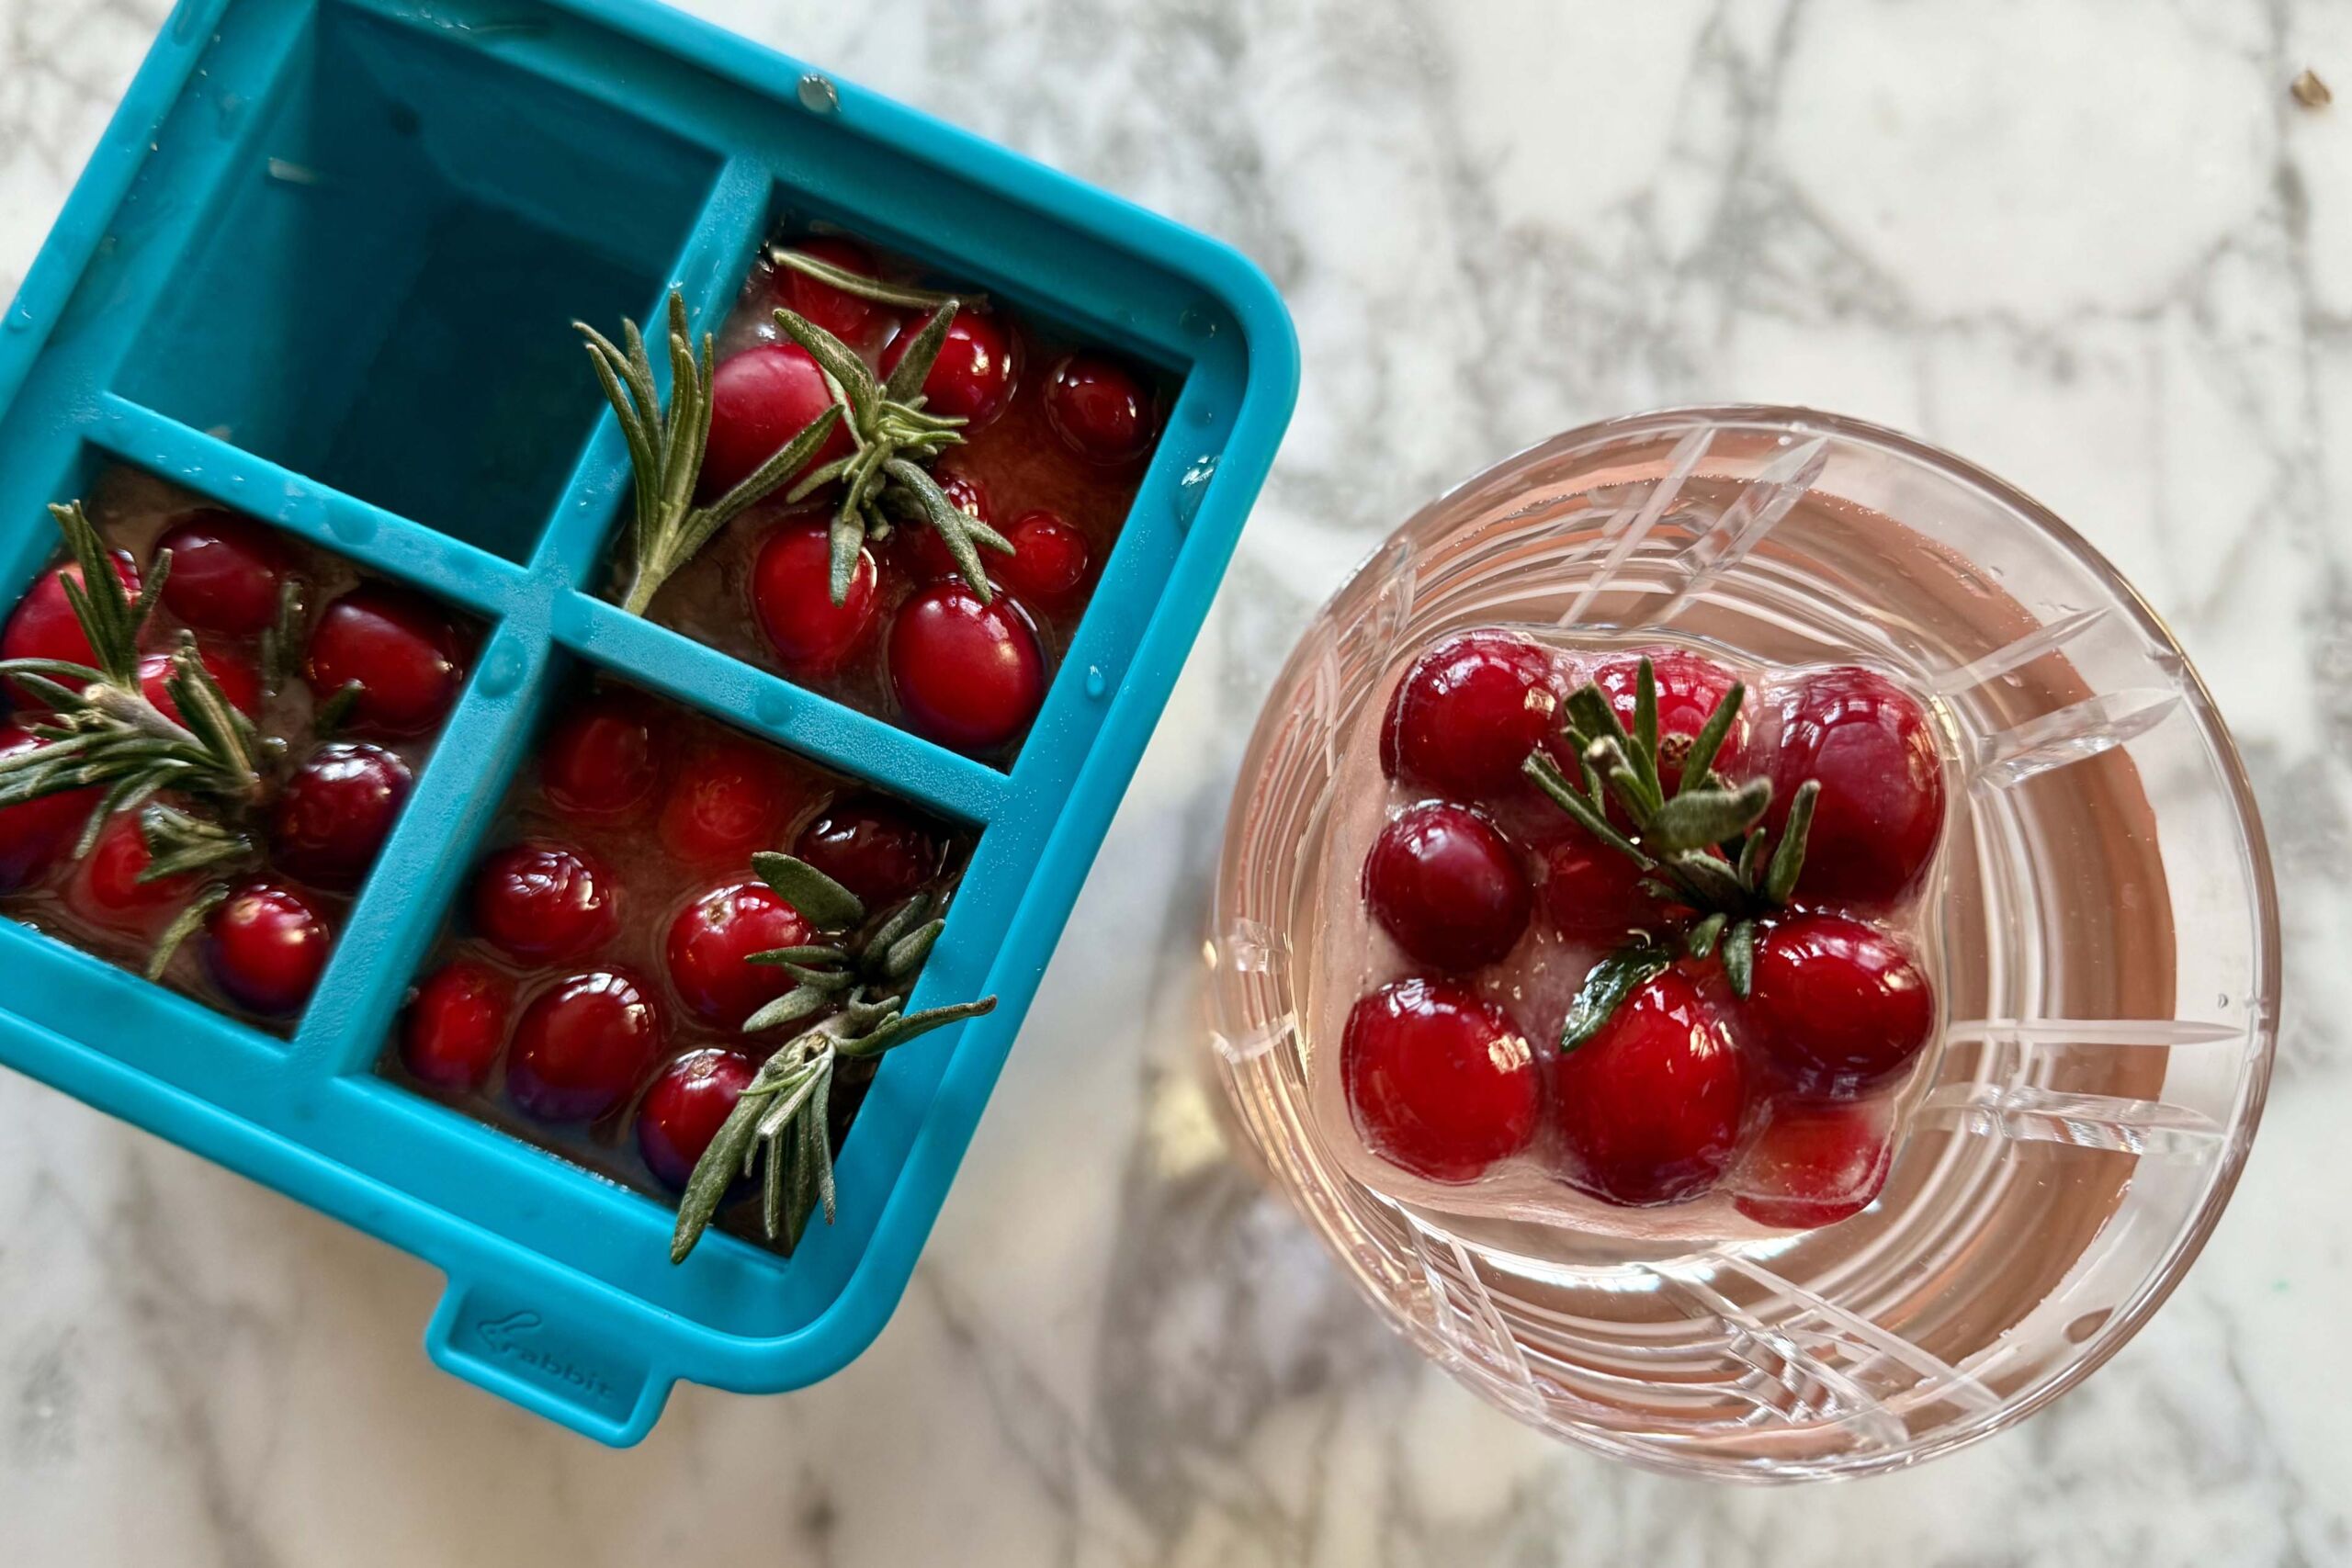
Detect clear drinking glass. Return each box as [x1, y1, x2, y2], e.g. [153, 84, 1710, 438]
[1204, 408, 2278, 1481]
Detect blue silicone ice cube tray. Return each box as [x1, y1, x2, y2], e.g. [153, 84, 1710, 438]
[0, 0, 1295, 1443]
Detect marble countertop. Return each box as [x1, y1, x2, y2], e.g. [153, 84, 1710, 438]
[2, 0, 2346, 1562]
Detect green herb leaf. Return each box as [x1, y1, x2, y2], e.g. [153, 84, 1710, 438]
[1722, 919, 1758, 998]
[1686, 911, 1727, 959]
[770, 245, 977, 313]
[1678, 682, 1745, 796]
[749, 851, 865, 931]
[1763, 779, 1819, 906]
[1560, 943, 1672, 1052]
[1645, 776, 1771, 854]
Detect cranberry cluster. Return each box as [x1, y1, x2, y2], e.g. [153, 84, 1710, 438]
[1343, 630, 1949, 1228]
[0, 498, 469, 1021]
[394, 683, 965, 1205]
[688, 236, 1162, 760]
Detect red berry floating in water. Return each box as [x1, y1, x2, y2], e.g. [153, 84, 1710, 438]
[995, 511, 1092, 610]
[1550, 968, 1747, 1206]
[203, 880, 332, 1017]
[65, 813, 196, 935]
[658, 738, 799, 867]
[138, 646, 262, 725]
[1744, 912, 1936, 1095]
[1362, 801, 1531, 970]
[1341, 977, 1540, 1183]
[1590, 649, 1747, 792]
[401, 958, 514, 1091]
[305, 586, 467, 737]
[505, 968, 662, 1123]
[540, 694, 664, 825]
[1536, 830, 1665, 941]
[269, 741, 413, 890]
[1766, 667, 1944, 905]
[469, 840, 618, 964]
[3, 551, 137, 704]
[793, 796, 945, 908]
[775, 237, 888, 344]
[153, 510, 292, 635]
[882, 310, 1016, 428]
[1381, 629, 1560, 799]
[1734, 1097, 1894, 1230]
[889, 582, 1045, 753]
[664, 878, 814, 1029]
[0, 724, 96, 891]
[752, 520, 880, 679]
[637, 1048, 757, 1190]
[702, 344, 854, 500]
[1043, 354, 1154, 463]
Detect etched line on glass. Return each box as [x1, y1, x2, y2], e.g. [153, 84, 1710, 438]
[1706, 1253, 2007, 1416]
[1408, 1229, 1546, 1416]
[1946, 1018, 2243, 1049]
[1208, 1013, 1295, 1065]
[1560, 426, 1713, 626]
[1929, 607, 2109, 696]
[1972, 687, 2185, 790]
[1653, 436, 1830, 622]
[1645, 1268, 1910, 1447]
[1914, 1083, 2229, 1156]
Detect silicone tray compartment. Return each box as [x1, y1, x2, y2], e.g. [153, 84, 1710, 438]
[0, 0, 1296, 1444]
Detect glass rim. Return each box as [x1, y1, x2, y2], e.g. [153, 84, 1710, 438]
[1227, 402, 2283, 1478]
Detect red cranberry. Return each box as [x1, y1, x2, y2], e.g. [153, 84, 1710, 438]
[505, 969, 662, 1122]
[701, 344, 853, 500]
[1043, 354, 1154, 463]
[792, 796, 944, 908]
[153, 510, 293, 635]
[65, 813, 196, 934]
[637, 1048, 758, 1190]
[1362, 802, 1531, 970]
[138, 646, 262, 725]
[665, 879, 814, 1029]
[995, 511, 1092, 610]
[269, 741, 413, 889]
[0, 725, 96, 890]
[752, 520, 881, 679]
[1766, 667, 1945, 904]
[1591, 649, 1747, 792]
[3, 552, 137, 703]
[888, 582, 1045, 753]
[1340, 977, 1540, 1183]
[882, 310, 1016, 428]
[1744, 912, 1936, 1094]
[775, 237, 888, 344]
[469, 840, 617, 964]
[1734, 1097, 1894, 1229]
[1381, 630, 1561, 799]
[1550, 968, 1747, 1205]
[304, 586, 466, 737]
[203, 880, 332, 1017]
[1536, 830, 1665, 940]
[540, 694, 664, 824]
[657, 738, 799, 867]
[401, 958, 514, 1091]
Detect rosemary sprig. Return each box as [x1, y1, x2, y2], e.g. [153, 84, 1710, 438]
[770, 243, 981, 313]
[670, 852, 997, 1263]
[578, 290, 846, 615]
[1522, 657, 1821, 1025]
[0, 503, 266, 828]
[769, 300, 1013, 605]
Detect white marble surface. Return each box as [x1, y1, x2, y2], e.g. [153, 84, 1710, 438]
[1, 0, 2348, 1562]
